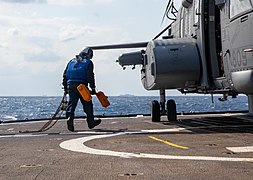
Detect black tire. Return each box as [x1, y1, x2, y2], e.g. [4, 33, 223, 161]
[167, 99, 177, 121]
[151, 100, 160, 122]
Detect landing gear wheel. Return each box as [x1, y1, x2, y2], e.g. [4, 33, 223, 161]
[151, 100, 160, 122]
[167, 99, 177, 121]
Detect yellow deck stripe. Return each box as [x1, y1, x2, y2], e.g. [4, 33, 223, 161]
[149, 136, 189, 150]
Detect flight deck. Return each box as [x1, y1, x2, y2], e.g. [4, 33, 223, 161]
[0, 113, 253, 179]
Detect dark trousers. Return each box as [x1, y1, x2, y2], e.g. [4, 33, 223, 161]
[66, 82, 95, 128]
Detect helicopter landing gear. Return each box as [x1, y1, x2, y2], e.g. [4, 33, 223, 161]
[151, 100, 160, 122]
[151, 90, 177, 122]
[167, 99, 177, 121]
[248, 95, 253, 115]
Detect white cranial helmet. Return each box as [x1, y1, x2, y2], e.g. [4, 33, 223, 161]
[79, 47, 93, 58]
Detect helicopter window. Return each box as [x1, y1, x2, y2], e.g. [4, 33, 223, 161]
[230, 0, 252, 19]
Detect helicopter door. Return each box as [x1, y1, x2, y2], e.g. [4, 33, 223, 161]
[204, 0, 223, 80]
[215, 5, 223, 76]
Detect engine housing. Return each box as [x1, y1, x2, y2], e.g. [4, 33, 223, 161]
[141, 38, 201, 90]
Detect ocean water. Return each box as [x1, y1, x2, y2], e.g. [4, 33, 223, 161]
[0, 95, 249, 121]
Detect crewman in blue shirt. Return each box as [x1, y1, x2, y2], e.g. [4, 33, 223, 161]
[62, 47, 101, 131]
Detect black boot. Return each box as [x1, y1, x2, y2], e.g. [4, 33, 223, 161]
[67, 117, 74, 132]
[88, 119, 101, 129]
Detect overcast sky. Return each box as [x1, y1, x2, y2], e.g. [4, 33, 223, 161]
[0, 0, 182, 96]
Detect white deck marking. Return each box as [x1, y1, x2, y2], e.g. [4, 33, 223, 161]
[60, 131, 109, 135]
[60, 133, 253, 162]
[0, 134, 47, 138]
[226, 146, 253, 153]
[0, 131, 108, 138]
[141, 128, 187, 133]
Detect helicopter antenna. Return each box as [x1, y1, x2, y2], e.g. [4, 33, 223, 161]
[161, 0, 172, 26]
[169, 2, 178, 19]
[161, 0, 178, 26]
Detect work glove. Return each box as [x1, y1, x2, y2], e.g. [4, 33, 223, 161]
[91, 88, 97, 95]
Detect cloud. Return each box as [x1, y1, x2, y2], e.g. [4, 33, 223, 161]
[0, 0, 147, 96]
[0, 0, 113, 5]
[47, 0, 113, 6]
[25, 50, 62, 62]
[0, 0, 46, 3]
[0, 44, 5, 48]
[59, 25, 95, 42]
[7, 27, 20, 36]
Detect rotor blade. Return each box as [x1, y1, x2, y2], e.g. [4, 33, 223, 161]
[89, 42, 148, 50]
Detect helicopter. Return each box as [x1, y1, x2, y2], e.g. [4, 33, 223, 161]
[89, 0, 253, 122]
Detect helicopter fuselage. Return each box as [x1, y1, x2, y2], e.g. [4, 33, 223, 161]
[90, 0, 253, 116]
[139, 0, 253, 96]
